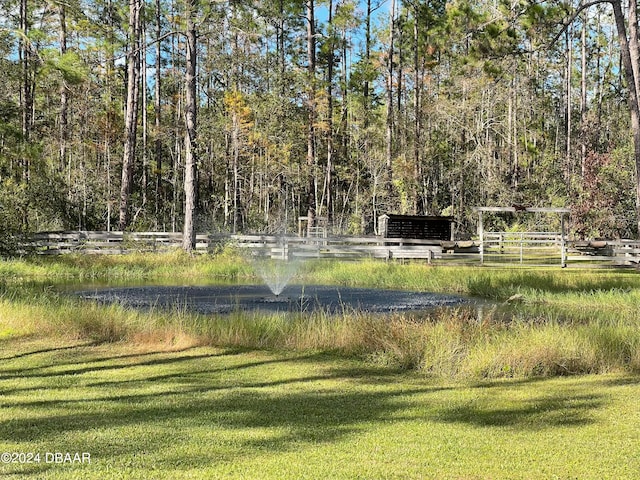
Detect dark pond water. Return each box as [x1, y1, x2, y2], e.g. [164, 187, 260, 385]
[72, 283, 470, 315]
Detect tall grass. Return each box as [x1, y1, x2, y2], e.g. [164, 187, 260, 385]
[0, 246, 254, 281]
[162, 307, 640, 377]
[5, 289, 639, 379]
[0, 287, 198, 346]
[2, 252, 640, 378]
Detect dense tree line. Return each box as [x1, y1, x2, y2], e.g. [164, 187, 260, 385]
[1, 0, 639, 249]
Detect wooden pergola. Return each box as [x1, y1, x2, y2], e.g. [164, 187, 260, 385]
[475, 207, 571, 266]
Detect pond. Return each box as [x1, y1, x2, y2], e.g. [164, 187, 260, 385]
[71, 283, 471, 315]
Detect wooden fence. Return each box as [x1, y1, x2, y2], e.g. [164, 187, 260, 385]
[19, 231, 640, 267]
[481, 232, 640, 267]
[24, 231, 446, 262]
[481, 232, 565, 266]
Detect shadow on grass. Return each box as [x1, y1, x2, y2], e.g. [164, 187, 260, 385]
[0, 349, 291, 398]
[0, 352, 223, 381]
[598, 375, 640, 387]
[0, 343, 262, 377]
[1, 356, 335, 402]
[0, 343, 612, 477]
[436, 393, 603, 429]
[0, 366, 442, 476]
[0, 341, 100, 361]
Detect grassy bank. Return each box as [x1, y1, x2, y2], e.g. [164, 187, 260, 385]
[1, 252, 640, 378]
[1, 254, 640, 478]
[0, 338, 639, 479]
[3, 249, 640, 298]
[0, 248, 253, 281]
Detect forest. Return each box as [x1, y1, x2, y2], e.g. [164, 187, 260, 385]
[1, 0, 640, 249]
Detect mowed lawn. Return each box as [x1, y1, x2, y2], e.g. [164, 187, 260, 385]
[0, 337, 639, 479]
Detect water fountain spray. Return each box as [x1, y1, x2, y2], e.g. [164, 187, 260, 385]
[249, 236, 301, 297]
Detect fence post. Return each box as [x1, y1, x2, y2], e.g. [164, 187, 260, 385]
[560, 214, 567, 267]
[520, 232, 524, 265]
[478, 211, 484, 265]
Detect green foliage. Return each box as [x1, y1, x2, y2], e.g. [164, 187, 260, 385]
[0, 0, 637, 237]
[573, 149, 636, 238]
[42, 50, 88, 85]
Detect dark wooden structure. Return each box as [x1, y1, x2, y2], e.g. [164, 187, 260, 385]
[378, 214, 454, 241]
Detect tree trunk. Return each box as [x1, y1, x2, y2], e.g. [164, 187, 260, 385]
[141, 13, 148, 209]
[396, 10, 404, 155]
[306, 0, 317, 234]
[20, 0, 31, 146]
[278, 0, 286, 98]
[170, 2, 180, 233]
[20, 0, 34, 172]
[565, 26, 572, 188]
[340, 20, 350, 227]
[230, 2, 242, 233]
[413, 2, 422, 214]
[611, 0, 640, 235]
[385, 0, 395, 199]
[59, 3, 68, 174]
[104, 0, 117, 231]
[154, 0, 163, 227]
[628, 0, 640, 97]
[323, 0, 334, 223]
[580, 18, 587, 178]
[564, 0, 640, 235]
[118, 0, 141, 230]
[182, 0, 198, 251]
[232, 107, 240, 233]
[364, 0, 371, 119]
[19, 0, 34, 229]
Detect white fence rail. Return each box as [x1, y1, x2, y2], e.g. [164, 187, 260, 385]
[481, 231, 565, 266]
[18, 231, 640, 267]
[24, 231, 445, 262]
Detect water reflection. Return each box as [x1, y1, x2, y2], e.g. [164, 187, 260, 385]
[70, 284, 471, 315]
[17, 278, 496, 319]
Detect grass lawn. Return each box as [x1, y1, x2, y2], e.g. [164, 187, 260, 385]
[0, 337, 639, 479]
[2, 254, 640, 478]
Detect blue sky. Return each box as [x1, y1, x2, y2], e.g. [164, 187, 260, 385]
[314, 0, 392, 56]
